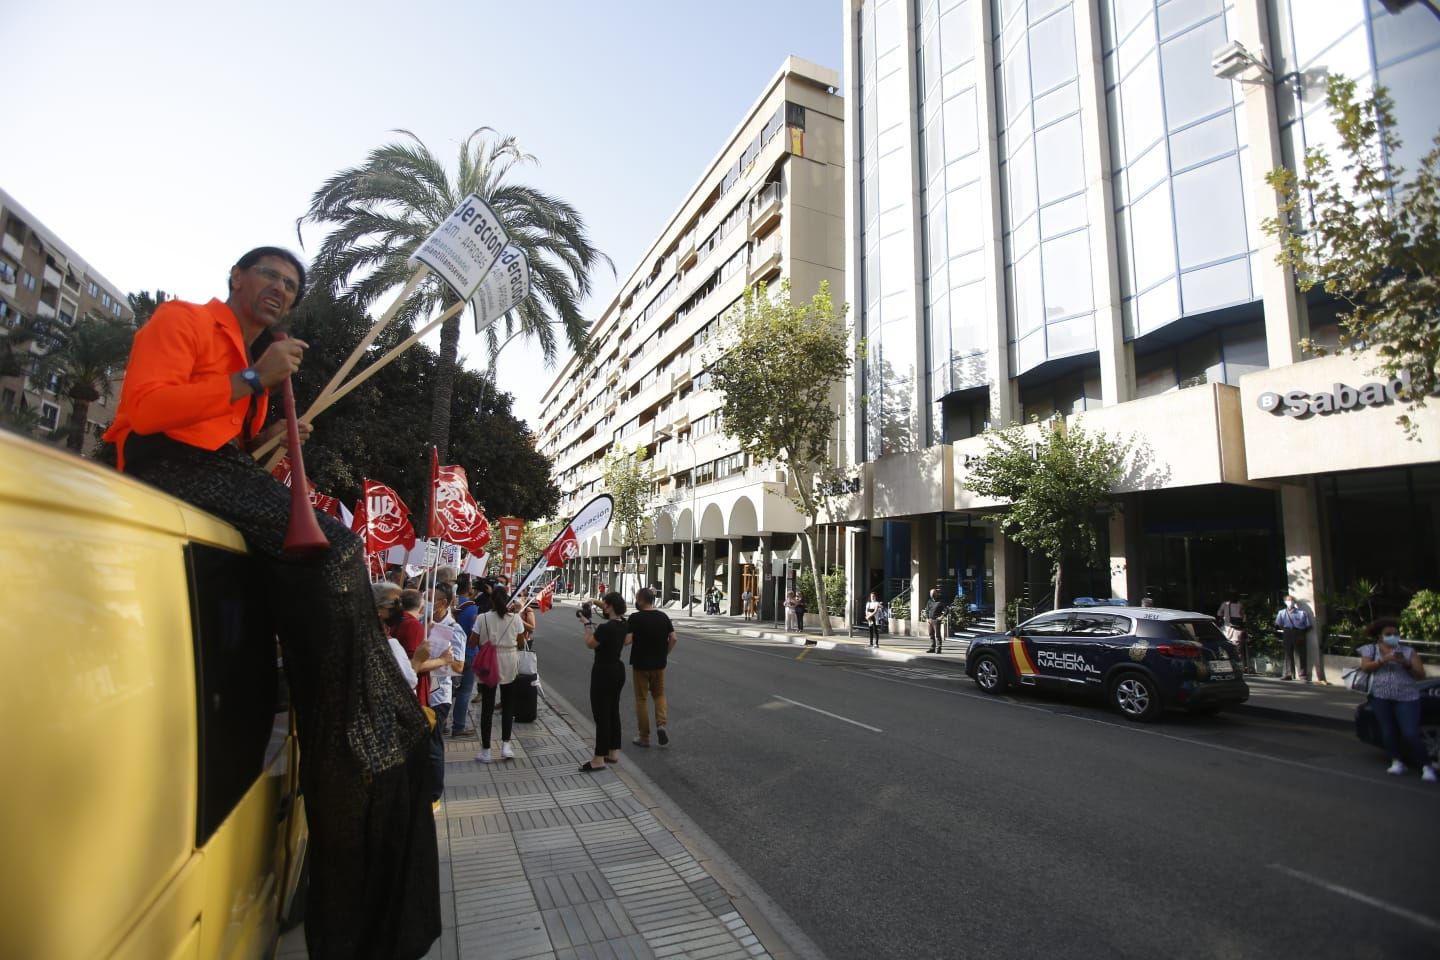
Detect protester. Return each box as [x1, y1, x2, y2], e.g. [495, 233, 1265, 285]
[449, 576, 480, 736]
[865, 591, 884, 648]
[580, 592, 631, 771]
[784, 591, 800, 631]
[101, 246, 438, 959]
[425, 584, 465, 803]
[628, 588, 677, 748]
[1358, 619, 1437, 781]
[472, 587, 524, 763]
[925, 588, 947, 654]
[373, 581, 418, 692]
[1274, 595, 1314, 682]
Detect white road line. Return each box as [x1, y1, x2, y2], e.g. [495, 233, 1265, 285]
[771, 695, 882, 733]
[1268, 864, 1440, 933]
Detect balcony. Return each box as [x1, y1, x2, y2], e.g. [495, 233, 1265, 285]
[748, 233, 782, 283]
[42, 264, 62, 289]
[677, 229, 697, 270]
[35, 301, 56, 320]
[670, 366, 692, 392]
[1, 234, 23, 263]
[748, 182, 782, 238]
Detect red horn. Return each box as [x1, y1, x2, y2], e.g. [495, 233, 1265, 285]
[274, 331, 330, 556]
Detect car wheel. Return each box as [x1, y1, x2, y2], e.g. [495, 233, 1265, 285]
[1109, 671, 1162, 722]
[972, 653, 1005, 694]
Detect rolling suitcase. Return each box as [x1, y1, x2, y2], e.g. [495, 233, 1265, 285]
[513, 674, 539, 723]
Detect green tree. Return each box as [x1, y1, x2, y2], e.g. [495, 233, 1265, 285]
[278, 291, 559, 520]
[963, 420, 1128, 610]
[516, 519, 563, 576]
[708, 280, 852, 635]
[42, 313, 136, 451]
[1264, 75, 1440, 435]
[603, 443, 654, 590]
[299, 128, 609, 464]
[126, 291, 170, 326]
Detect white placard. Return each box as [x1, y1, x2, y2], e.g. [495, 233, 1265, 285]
[472, 244, 530, 331]
[409, 194, 509, 299]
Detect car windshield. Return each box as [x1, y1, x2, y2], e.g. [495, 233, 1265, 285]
[1170, 620, 1228, 644]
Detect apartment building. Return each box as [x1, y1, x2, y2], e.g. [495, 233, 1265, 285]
[837, 0, 1439, 630]
[1, 188, 133, 454]
[535, 58, 846, 616]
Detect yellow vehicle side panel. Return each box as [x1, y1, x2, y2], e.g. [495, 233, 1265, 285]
[109, 855, 204, 960]
[0, 494, 198, 956]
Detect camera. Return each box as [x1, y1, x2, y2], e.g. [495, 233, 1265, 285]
[576, 601, 594, 622]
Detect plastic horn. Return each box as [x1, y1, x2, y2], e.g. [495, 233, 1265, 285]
[273, 331, 330, 556]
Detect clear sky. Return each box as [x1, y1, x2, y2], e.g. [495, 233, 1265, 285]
[0, 0, 842, 426]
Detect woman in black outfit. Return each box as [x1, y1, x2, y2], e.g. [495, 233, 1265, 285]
[580, 591, 631, 772]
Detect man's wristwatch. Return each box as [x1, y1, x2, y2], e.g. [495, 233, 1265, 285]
[240, 367, 264, 396]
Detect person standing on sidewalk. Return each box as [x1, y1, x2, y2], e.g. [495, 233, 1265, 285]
[865, 591, 884, 648]
[1274, 596, 1313, 681]
[1358, 618, 1438, 781]
[449, 576, 480, 736]
[741, 588, 754, 621]
[1217, 594, 1248, 672]
[425, 584, 464, 803]
[579, 592, 631, 771]
[628, 588, 677, 748]
[472, 588, 523, 763]
[784, 591, 800, 631]
[925, 589, 947, 654]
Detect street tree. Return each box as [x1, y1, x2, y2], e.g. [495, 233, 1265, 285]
[126, 290, 171, 326]
[42, 312, 136, 451]
[963, 419, 1128, 611]
[300, 128, 609, 462]
[603, 443, 653, 593]
[1264, 75, 1440, 435]
[707, 280, 851, 635]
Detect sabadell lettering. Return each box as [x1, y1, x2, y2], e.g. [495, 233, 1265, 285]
[1257, 370, 1411, 418]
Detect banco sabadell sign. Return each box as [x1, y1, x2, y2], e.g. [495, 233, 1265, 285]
[1257, 369, 1412, 418]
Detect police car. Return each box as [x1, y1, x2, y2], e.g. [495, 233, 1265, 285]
[965, 606, 1249, 722]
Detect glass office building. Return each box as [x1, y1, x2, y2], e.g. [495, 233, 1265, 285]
[841, 0, 1440, 631]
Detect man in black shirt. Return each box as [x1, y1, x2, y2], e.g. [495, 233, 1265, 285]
[628, 587, 678, 747]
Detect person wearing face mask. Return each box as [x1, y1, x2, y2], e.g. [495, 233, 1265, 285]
[425, 584, 465, 804]
[1273, 595, 1314, 682]
[1358, 618, 1437, 781]
[373, 582, 418, 692]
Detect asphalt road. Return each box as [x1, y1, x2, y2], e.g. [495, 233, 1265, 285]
[531, 604, 1440, 960]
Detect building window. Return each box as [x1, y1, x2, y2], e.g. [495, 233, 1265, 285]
[1, 388, 14, 410]
[101, 292, 111, 308]
[59, 308, 75, 327]
[22, 272, 36, 291]
[39, 402, 59, 429]
[0, 262, 14, 284]
[112, 303, 122, 317]
[87, 280, 99, 297]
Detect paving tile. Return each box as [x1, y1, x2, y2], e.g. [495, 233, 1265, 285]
[542, 899, 637, 948]
[565, 800, 633, 825]
[553, 786, 612, 806]
[521, 847, 599, 879]
[514, 824, 580, 851]
[553, 933, 656, 960]
[508, 806, 571, 831]
[455, 910, 552, 960]
[530, 869, 615, 909]
[454, 878, 536, 925]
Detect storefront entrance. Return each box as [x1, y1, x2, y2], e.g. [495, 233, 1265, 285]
[1140, 485, 1284, 614]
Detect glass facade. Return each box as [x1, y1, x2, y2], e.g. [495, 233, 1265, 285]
[859, 0, 924, 460]
[995, 0, 1098, 375]
[916, 0, 988, 434]
[1103, 0, 1257, 339]
[855, 0, 1440, 460]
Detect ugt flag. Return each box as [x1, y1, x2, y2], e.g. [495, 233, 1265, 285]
[428, 448, 492, 553]
[536, 579, 555, 613]
[353, 480, 417, 554]
[512, 493, 613, 598]
[271, 456, 341, 518]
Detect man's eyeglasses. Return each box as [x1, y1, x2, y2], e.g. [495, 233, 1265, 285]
[251, 264, 299, 296]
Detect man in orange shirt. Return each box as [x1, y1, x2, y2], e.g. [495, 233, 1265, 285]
[104, 247, 440, 960]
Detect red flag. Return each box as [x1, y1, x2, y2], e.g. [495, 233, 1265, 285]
[537, 579, 554, 613]
[540, 525, 577, 569]
[498, 517, 526, 575]
[352, 480, 417, 554]
[430, 461, 491, 554]
[513, 494, 613, 598]
[272, 456, 341, 519]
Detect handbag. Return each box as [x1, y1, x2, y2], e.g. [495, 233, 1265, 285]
[517, 641, 538, 676]
[1342, 645, 1374, 694]
[473, 614, 502, 687]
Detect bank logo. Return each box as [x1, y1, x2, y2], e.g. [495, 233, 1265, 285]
[1258, 371, 1410, 419]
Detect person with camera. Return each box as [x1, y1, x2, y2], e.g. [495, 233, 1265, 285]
[1359, 618, 1437, 781]
[577, 592, 632, 772]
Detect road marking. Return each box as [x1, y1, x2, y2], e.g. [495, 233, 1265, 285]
[796, 647, 812, 661]
[770, 695, 882, 733]
[1268, 864, 1440, 933]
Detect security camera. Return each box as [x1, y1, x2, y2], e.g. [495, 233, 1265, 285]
[1212, 40, 1267, 80]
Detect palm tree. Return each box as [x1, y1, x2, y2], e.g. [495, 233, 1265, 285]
[42, 313, 135, 450]
[299, 129, 609, 460]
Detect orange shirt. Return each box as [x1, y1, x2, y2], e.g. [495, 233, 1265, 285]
[104, 298, 269, 471]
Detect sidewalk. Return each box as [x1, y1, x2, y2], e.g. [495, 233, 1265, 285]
[279, 696, 787, 960]
[663, 608, 1365, 730]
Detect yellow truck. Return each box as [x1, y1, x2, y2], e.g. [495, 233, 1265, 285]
[0, 429, 308, 959]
